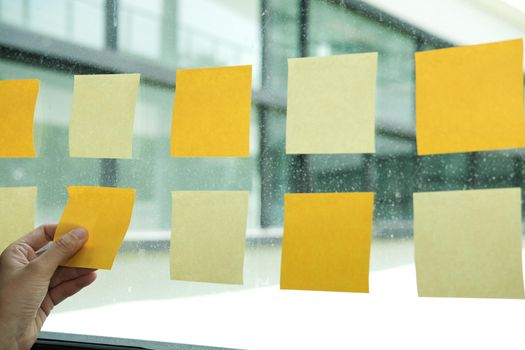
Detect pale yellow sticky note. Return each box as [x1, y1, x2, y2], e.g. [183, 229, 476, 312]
[69, 74, 140, 159]
[54, 186, 136, 269]
[170, 191, 248, 284]
[280, 192, 374, 293]
[414, 188, 524, 299]
[416, 39, 525, 155]
[171, 65, 252, 157]
[0, 80, 39, 158]
[0, 187, 37, 252]
[286, 53, 377, 154]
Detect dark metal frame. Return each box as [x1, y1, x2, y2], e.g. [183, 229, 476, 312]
[292, 0, 312, 194]
[101, 0, 120, 187]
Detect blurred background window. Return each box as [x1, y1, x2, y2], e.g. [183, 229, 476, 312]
[1, 0, 525, 348]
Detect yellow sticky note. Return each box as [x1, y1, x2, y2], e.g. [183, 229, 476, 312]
[280, 192, 374, 293]
[171, 65, 252, 157]
[54, 186, 135, 269]
[0, 187, 37, 252]
[69, 74, 140, 159]
[0, 80, 39, 158]
[415, 39, 525, 155]
[170, 191, 248, 284]
[414, 188, 524, 299]
[286, 53, 377, 154]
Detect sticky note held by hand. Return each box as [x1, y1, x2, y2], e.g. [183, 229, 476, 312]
[171, 65, 252, 157]
[415, 39, 525, 155]
[286, 53, 377, 154]
[170, 191, 249, 284]
[414, 188, 524, 299]
[54, 186, 136, 269]
[280, 192, 374, 293]
[0, 79, 39, 158]
[0, 187, 37, 252]
[69, 74, 140, 159]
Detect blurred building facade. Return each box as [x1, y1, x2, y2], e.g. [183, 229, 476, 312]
[0, 0, 524, 239]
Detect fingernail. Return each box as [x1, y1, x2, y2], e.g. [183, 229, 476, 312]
[70, 228, 87, 240]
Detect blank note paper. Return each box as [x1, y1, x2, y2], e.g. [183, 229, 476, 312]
[415, 39, 525, 155]
[171, 65, 252, 157]
[69, 74, 140, 159]
[286, 53, 377, 154]
[414, 188, 524, 299]
[280, 192, 374, 293]
[0, 187, 37, 252]
[0, 80, 39, 158]
[170, 191, 249, 284]
[54, 186, 136, 269]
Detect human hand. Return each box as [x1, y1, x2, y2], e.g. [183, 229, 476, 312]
[0, 224, 97, 350]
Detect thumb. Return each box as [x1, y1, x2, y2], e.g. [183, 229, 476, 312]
[37, 228, 88, 273]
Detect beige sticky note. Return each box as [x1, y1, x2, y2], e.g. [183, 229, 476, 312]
[286, 53, 377, 154]
[69, 74, 140, 159]
[280, 192, 374, 293]
[414, 188, 524, 299]
[0, 187, 37, 252]
[170, 191, 248, 284]
[416, 39, 525, 155]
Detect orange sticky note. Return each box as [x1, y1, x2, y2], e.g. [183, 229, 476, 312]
[54, 186, 136, 269]
[171, 65, 252, 157]
[0, 79, 39, 157]
[280, 192, 374, 293]
[415, 39, 525, 155]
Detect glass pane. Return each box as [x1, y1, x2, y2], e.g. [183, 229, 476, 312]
[0, 0, 105, 49]
[1, 0, 525, 349]
[118, 0, 262, 87]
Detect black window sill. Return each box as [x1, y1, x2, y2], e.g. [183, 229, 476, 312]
[33, 332, 237, 350]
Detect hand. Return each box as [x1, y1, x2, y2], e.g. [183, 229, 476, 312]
[0, 225, 97, 350]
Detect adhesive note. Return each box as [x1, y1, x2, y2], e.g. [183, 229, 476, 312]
[280, 192, 374, 293]
[286, 53, 377, 154]
[415, 39, 525, 155]
[170, 191, 248, 284]
[0, 80, 39, 158]
[171, 65, 252, 157]
[54, 186, 135, 269]
[69, 74, 140, 159]
[414, 188, 524, 299]
[0, 187, 37, 252]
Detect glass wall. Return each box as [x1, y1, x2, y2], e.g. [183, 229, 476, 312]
[1, 0, 524, 348]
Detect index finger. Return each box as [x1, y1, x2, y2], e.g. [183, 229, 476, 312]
[17, 224, 58, 251]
